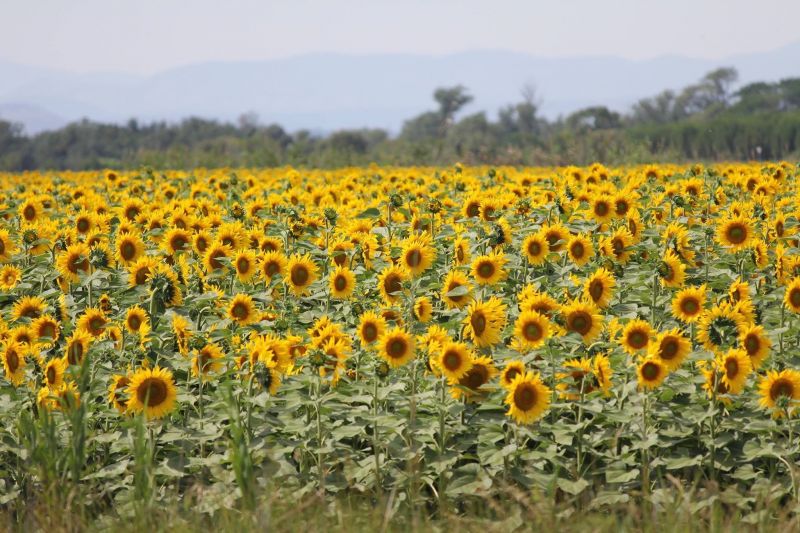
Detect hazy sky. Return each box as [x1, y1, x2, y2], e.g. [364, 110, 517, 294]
[2, 0, 800, 74]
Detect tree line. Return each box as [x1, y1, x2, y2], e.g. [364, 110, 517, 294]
[1, 66, 799, 170]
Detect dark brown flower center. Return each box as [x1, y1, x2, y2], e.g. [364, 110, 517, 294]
[514, 384, 537, 411]
[137, 378, 167, 406]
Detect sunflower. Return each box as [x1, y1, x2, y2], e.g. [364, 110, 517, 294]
[659, 250, 686, 289]
[556, 358, 595, 399]
[672, 285, 707, 323]
[192, 342, 225, 378]
[784, 277, 800, 313]
[203, 241, 231, 273]
[649, 328, 691, 371]
[256, 251, 286, 285]
[400, 234, 436, 276]
[441, 270, 472, 309]
[566, 234, 593, 266]
[637, 358, 667, 390]
[18, 197, 41, 223]
[378, 265, 407, 304]
[593, 354, 613, 394]
[738, 324, 771, 369]
[619, 319, 654, 355]
[505, 371, 550, 424]
[128, 256, 159, 287]
[471, 250, 508, 285]
[378, 327, 415, 368]
[0, 229, 18, 262]
[233, 250, 258, 282]
[31, 315, 60, 344]
[43, 357, 66, 390]
[56, 242, 90, 283]
[717, 348, 752, 395]
[697, 303, 747, 353]
[357, 311, 387, 346]
[589, 194, 614, 224]
[173, 314, 192, 356]
[542, 223, 569, 252]
[0, 265, 21, 290]
[500, 360, 526, 390]
[114, 233, 145, 266]
[260, 236, 283, 254]
[513, 310, 550, 350]
[10, 326, 33, 346]
[254, 362, 282, 395]
[413, 296, 433, 323]
[437, 341, 474, 382]
[124, 306, 150, 336]
[521, 232, 550, 265]
[329, 265, 356, 299]
[453, 236, 471, 266]
[108, 374, 131, 413]
[716, 214, 753, 251]
[583, 267, 615, 308]
[561, 299, 603, 343]
[76, 307, 108, 338]
[601, 226, 634, 264]
[2, 342, 26, 386]
[12, 295, 47, 320]
[193, 230, 213, 255]
[147, 264, 183, 307]
[285, 254, 318, 296]
[126, 366, 178, 419]
[452, 355, 497, 400]
[64, 329, 92, 365]
[758, 369, 800, 417]
[162, 228, 192, 255]
[228, 293, 258, 325]
[464, 297, 508, 348]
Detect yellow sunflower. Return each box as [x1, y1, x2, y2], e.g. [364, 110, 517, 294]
[659, 250, 686, 289]
[56, 242, 90, 283]
[12, 295, 47, 320]
[593, 354, 613, 394]
[717, 348, 752, 395]
[378, 327, 415, 368]
[0, 229, 18, 262]
[400, 234, 436, 276]
[126, 366, 178, 419]
[649, 328, 691, 371]
[738, 324, 771, 369]
[500, 360, 526, 390]
[583, 267, 615, 308]
[228, 293, 258, 325]
[716, 214, 753, 251]
[233, 249, 258, 282]
[505, 371, 551, 424]
[513, 310, 550, 350]
[192, 342, 225, 378]
[260, 251, 287, 283]
[436, 341, 474, 382]
[471, 250, 508, 286]
[464, 297, 508, 348]
[162, 228, 192, 255]
[521, 232, 550, 265]
[378, 265, 407, 304]
[357, 311, 387, 346]
[566, 234, 593, 266]
[43, 357, 66, 390]
[451, 355, 497, 400]
[31, 315, 60, 344]
[758, 369, 800, 417]
[2, 341, 26, 386]
[619, 319, 654, 355]
[286, 254, 319, 296]
[0, 265, 21, 290]
[114, 233, 145, 266]
[108, 374, 131, 413]
[329, 265, 356, 299]
[76, 307, 108, 338]
[637, 358, 667, 390]
[124, 305, 150, 336]
[784, 277, 800, 313]
[64, 329, 93, 366]
[413, 296, 433, 323]
[441, 270, 472, 309]
[561, 299, 603, 343]
[672, 285, 707, 323]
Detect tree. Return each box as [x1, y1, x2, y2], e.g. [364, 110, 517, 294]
[433, 85, 473, 124]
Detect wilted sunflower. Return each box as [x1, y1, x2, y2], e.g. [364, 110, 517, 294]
[505, 371, 550, 424]
[329, 265, 356, 299]
[583, 267, 615, 308]
[126, 366, 178, 419]
[471, 250, 508, 285]
[758, 369, 800, 417]
[716, 214, 753, 251]
[357, 311, 387, 346]
[464, 297, 508, 348]
[43, 357, 66, 390]
[672, 285, 707, 323]
[521, 232, 549, 265]
[561, 299, 603, 343]
[717, 348, 752, 395]
[513, 310, 550, 350]
[441, 270, 472, 309]
[738, 324, 771, 369]
[649, 328, 691, 371]
[566, 234, 593, 266]
[2, 342, 26, 386]
[619, 319, 654, 355]
[228, 293, 258, 325]
[378, 327, 415, 367]
[436, 341, 474, 382]
[378, 265, 407, 304]
[637, 358, 667, 390]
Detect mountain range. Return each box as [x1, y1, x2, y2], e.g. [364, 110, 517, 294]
[1, 42, 799, 135]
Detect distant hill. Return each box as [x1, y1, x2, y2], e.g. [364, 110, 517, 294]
[1, 42, 799, 134]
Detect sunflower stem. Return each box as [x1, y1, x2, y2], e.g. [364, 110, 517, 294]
[316, 372, 325, 494]
[641, 390, 650, 502]
[372, 372, 382, 497]
[437, 374, 447, 509]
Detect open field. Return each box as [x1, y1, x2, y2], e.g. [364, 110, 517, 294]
[1, 162, 800, 531]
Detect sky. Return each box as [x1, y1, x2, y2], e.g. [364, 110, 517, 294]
[1, 0, 800, 74]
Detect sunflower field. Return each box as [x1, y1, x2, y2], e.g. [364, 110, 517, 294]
[2, 162, 800, 530]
